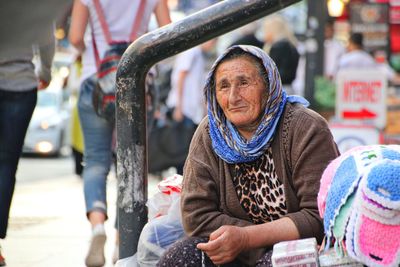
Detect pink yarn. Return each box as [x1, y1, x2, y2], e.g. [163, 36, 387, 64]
[358, 215, 400, 266]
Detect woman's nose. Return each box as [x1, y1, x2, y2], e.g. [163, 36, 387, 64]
[228, 85, 241, 104]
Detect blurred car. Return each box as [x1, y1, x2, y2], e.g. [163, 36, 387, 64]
[23, 52, 74, 156]
[23, 88, 70, 156]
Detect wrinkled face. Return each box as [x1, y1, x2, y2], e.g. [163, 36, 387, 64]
[215, 57, 268, 139]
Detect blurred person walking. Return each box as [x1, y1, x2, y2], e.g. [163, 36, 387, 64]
[0, 27, 55, 266]
[263, 15, 299, 95]
[337, 33, 400, 84]
[229, 23, 264, 49]
[69, 0, 171, 266]
[324, 17, 345, 81]
[165, 40, 216, 174]
[337, 33, 376, 71]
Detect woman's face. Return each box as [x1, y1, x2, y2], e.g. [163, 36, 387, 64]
[215, 57, 268, 139]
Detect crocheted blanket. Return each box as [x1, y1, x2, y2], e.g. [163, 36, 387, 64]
[318, 145, 400, 267]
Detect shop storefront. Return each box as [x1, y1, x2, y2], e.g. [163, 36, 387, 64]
[329, 0, 400, 72]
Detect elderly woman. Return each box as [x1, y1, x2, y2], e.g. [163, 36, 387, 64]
[158, 45, 339, 267]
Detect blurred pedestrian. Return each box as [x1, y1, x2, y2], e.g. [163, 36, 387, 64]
[337, 32, 376, 71]
[69, 0, 171, 266]
[337, 33, 400, 84]
[263, 15, 299, 95]
[229, 23, 264, 49]
[0, 27, 55, 266]
[324, 17, 345, 81]
[165, 40, 216, 174]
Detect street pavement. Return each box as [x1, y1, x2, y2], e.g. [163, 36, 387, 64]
[2, 171, 162, 267]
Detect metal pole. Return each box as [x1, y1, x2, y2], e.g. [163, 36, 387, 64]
[304, 0, 327, 108]
[116, 0, 302, 259]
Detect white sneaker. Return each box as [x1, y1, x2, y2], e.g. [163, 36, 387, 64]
[85, 233, 107, 267]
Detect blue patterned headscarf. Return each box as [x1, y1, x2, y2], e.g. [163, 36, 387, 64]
[205, 45, 308, 164]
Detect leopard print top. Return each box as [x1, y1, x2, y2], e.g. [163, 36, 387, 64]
[233, 147, 288, 224]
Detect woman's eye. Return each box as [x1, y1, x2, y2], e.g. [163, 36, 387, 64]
[219, 83, 230, 90]
[239, 80, 249, 87]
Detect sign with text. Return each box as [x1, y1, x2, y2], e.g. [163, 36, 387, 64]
[336, 69, 387, 129]
[350, 3, 389, 53]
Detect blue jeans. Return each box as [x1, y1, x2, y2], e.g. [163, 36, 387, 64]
[0, 88, 37, 238]
[78, 77, 113, 217]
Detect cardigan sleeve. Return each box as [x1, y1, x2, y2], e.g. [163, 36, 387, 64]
[181, 121, 253, 238]
[284, 107, 340, 242]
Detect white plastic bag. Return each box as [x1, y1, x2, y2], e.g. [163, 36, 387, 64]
[115, 254, 138, 267]
[147, 174, 183, 220]
[137, 195, 184, 266]
[137, 174, 185, 267]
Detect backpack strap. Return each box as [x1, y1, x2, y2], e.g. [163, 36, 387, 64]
[129, 0, 146, 42]
[92, 0, 112, 44]
[89, 18, 101, 70]
[92, 0, 146, 44]
[90, 0, 146, 69]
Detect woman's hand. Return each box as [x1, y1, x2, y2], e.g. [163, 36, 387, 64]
[197, 225, 249, 265]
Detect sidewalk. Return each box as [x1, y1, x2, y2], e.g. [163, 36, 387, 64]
[2, 172, 161, 267]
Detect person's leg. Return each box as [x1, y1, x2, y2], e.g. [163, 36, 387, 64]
[72, 147, 84, 176]
[0, 89, 37, 237]
[173, 115, 196, 175]
[78, 78, 113, 266]
[0, 88, 37, 265]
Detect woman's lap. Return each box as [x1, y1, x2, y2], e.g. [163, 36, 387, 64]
[158, 236, 272, 267]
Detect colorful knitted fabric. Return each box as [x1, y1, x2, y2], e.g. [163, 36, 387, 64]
[318, 146, 372, 217]
[319, 145, 400, 267]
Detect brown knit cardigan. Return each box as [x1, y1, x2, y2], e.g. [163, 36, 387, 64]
[181, 102, 340, 265]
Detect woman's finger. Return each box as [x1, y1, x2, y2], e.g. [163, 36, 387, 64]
[197, 239, 219, 252]
[209, 226, 226, 241]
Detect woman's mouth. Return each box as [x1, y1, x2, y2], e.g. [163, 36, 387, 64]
[229, 106, 246, 112]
